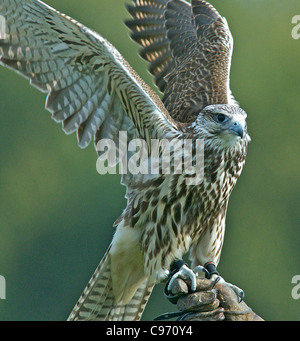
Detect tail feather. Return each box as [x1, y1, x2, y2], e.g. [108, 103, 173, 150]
[68, 246, 154, 321]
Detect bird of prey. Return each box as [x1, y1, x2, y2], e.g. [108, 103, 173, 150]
[0, 0, 250, 320]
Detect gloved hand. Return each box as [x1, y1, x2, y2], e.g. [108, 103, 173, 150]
[159, 277, 263, 321]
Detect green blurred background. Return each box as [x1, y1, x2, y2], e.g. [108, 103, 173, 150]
[0, 0, 299, 321]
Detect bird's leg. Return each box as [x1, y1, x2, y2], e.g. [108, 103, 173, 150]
[204, 262, 244, 303]
[166, 259, 209, 294]
[165, 260, 244, 302]
[157, 260, 217, 320]
[157, 260, 244, 320]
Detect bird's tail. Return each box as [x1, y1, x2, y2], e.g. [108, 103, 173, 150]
[67, 245, 155, 321]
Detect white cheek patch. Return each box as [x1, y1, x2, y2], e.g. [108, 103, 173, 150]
[219, 131, 239, 147]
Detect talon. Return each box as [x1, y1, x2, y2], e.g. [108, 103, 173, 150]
[203, 263, 245, 303]
[193, 265, 210, 279]
[212, 275, 221, 289]
[166, 260, 209, 295]
[238, 290, 245, 303]
[167, 264, 197, 292]
[211, 274, 245, 303]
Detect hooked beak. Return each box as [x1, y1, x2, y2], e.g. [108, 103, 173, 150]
[229, 121, 244, 138]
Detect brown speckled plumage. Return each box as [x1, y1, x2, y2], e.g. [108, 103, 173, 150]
[0, 0, 250, 320]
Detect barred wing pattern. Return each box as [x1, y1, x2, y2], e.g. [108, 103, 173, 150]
[125, 0, 174, 93]
[126, 0, 236, 123]
[0, 0, 182, 321]
[0, 0, 179, 154]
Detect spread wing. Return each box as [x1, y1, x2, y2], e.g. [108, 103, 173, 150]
[125, 0, 236, 123]
[0, 0, 180, 158]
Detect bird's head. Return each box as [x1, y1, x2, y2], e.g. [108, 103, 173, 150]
[192, 104, 250, 149]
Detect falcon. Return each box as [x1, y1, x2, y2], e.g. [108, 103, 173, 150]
[0, 0, 251, 320]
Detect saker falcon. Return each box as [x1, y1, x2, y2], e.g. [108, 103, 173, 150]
[0, 0, 251, 320]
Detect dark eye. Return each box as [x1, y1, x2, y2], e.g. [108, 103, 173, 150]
[216, 114, 227, 123]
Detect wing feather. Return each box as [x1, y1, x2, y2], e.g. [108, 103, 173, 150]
[0, 0, 180, 153]
[126, 0, 236, 123]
